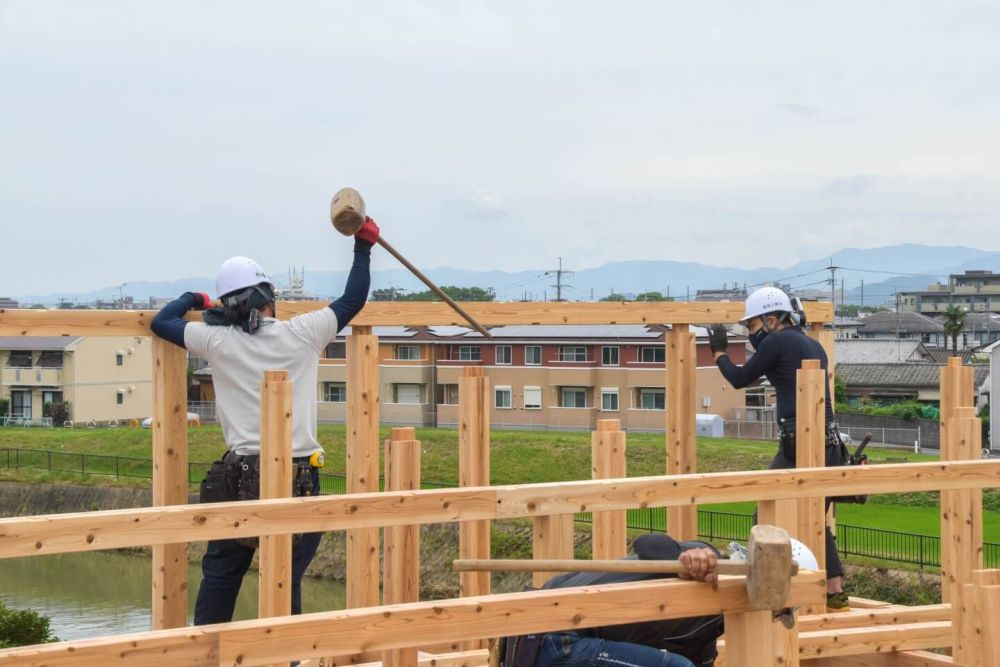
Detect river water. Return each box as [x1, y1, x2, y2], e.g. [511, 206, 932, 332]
[0, 551, 346, 641]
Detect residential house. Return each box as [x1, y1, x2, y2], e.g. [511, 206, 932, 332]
[835, 339, 933, 365]
[855, 311, 947, 347]
[0, 336, 153, 424]
[837, 362, 989, 404]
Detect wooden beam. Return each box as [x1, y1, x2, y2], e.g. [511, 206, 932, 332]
[531, 514, 574, 587]
[806, 652, 953, 666]
[0, 573, 825, 666]
[150, 337, 189, 630]
[591, 419, 626, 560]
[723, 609, 774, 667]
[0, 301, 835, 337]
[667, 324, 697, 540]
[347, 326, 381, 609]
[798, 622, 952, 658]
[458, 365, 491, 642]
[797, 359, 828, 615]
[4, 461, 1000, 559]
[384, 428, 421, 667]
[258, 370, 293, 667]
[798, 605, 949, 632]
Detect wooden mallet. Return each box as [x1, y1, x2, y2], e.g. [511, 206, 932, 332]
[330, 187, 492, 338]
[454, 525, 799, 610]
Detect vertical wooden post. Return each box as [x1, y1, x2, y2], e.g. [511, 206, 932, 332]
[259, 370, 293, 667]
[151, 337, 189, 630]
[532, 514, 575, 587]
[384, 427, 421, 667]
[969, 569, 1000, 666]
[796, 359, 827, 616]
[347, 325, 380, 608]
[459, 366, 490, 650]
[757, 499, 800, 667]
[723, 609, 774, 667]
[592, 419, 627, 560]
[667, 324, 697, 540]
[808, 321, 839, 539]
[942, 404, 984, 663]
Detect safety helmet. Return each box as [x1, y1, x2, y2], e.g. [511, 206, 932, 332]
[215, 256, 274, 299]
[790, 538, 819, 570]
[741, 286, 794, 323]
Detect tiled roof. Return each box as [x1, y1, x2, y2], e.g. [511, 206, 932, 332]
[858, 311, 944, 334]
[835, 340, 928, 364]
[838, 362, 989, 388]
[0, 336, 81, 350]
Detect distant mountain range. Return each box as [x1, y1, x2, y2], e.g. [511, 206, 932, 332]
[14, 244, 1000, 307]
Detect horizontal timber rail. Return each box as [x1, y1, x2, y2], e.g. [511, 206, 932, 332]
[0, 573, 826, 667]
[1, 460, 998, 559]
[0, 300, 834, 336]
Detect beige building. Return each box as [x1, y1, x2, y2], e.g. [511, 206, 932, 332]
[0, 336, 153, 425]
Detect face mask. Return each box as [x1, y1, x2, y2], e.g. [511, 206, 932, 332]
[748, 328, 769, 351]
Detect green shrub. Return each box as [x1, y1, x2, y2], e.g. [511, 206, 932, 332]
[0, 600, 58, 648]
[0, 398, 8, 418]
[42, 401, 71, 424]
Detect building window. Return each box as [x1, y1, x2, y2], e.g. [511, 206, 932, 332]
[525, 346, 542, 365]
[10, 390, 31, 419]
[560, 387, 588, 408]
[601, 388, 619, 411]
[601, 346, 619, 366]
[457, 346, 482, 361]
[395, 345, 421, 360]
[42, 391, 63, 405]
[37, 351, 63, 368]
[524, 386, 542, 410]
[116, 391, 124, 405]
[6, 351, 31, 368]
[638, 388, 665, 410]
[325, 342, 346, 359]
[496, 345, 512, 365]
[324, 382, 346, 403]
[438, 384, 459, 405]
[639, 347, 665, 363]
[116, 353, 124, 366]
[495, 386, 512, 409]
[558, 346, 588, 362]
[393, 383, 423, 404]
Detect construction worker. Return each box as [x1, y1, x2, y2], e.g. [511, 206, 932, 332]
[708, 286, 849, 611]
[150, 216, 379, 625]
[500, 533, 818, 667]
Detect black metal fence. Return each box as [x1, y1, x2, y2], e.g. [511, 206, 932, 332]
[4, 447, 998, 569]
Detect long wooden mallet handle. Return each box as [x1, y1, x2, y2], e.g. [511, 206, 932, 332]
[330, 188, 493, 338]
[453, 558, 797, 576]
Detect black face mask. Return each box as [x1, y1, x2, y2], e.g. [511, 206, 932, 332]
[748, 328, 769, 351]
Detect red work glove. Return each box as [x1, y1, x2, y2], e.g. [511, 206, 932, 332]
[355, 216, 380, 245]
[186, 292, 214, 310]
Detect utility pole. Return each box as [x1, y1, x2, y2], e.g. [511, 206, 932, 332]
[860, 279, 864, 309]
[828, 261, 838, 317]
[545, 257, 574, 303]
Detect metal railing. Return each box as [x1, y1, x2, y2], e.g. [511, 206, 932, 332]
[3, 446, 998, 570]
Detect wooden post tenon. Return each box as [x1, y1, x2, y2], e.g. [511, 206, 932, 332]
[667, 323, 697, 540]
[592, 419, 626, 560]
[459, 366, 491, 651]
[384, 427, 421, 667]
[796, 359, 827, 616]
[259, 369, 293, 667]
[151, 337, 189, 630]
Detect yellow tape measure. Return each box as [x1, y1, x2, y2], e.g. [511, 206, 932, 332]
[309, 451, 326, 468]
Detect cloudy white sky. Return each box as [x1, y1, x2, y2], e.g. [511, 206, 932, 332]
[2, 1, 999, 295]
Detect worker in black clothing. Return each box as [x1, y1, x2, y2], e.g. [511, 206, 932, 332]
[707, 286, 849, 611]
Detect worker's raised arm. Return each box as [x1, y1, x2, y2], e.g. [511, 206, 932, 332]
[151, 292, 213, 349]
[329, 217, 378, 332]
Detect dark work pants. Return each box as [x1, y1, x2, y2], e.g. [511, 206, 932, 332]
[193, 468, 323, 625]
[761, 449, 844, 580]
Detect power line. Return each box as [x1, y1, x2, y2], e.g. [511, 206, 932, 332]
[544, 257, 574, 302]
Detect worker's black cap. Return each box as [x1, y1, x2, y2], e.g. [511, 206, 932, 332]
[633, 533, 715, 560]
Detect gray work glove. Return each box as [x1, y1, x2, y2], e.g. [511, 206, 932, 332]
[708, 324, 729, 354]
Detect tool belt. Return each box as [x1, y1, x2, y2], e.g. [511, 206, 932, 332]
[199, 449, 319, 548]
[499, 633, 544, 667]
[777, 420, 867, 504]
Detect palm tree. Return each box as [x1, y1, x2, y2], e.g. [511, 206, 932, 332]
[942, 305, 967, 356]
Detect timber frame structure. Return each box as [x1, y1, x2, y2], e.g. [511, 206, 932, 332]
[0, 301, 995, 666]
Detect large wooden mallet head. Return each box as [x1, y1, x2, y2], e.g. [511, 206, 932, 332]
[330, 187, 367, 236]
[745, 524, 797, 610]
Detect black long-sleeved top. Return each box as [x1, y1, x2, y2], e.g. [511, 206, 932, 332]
[715, 327, 834, 423]
[151, 239, 372, 348]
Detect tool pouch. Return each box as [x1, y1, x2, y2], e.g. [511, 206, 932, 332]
[829, 424, 867, 504]
[778, 420, 850, 468]
[236, 456, 315, 548]
[199, 451, 240, 503]
[500, 634, 544, 667]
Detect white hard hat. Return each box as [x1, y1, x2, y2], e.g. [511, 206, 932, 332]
[741, 287, 794, 323]
[215, 256, 274, 299]
[790, 538, 819, 571]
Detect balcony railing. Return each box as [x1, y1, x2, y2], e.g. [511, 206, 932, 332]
[1, 366, 63, 386]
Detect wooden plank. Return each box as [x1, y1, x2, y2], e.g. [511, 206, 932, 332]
[347, 327, 381, 609]
[384, 428, 421, 667]
[258, 370, 293, 667]
[806, 653, 953, 666]
[797, 360, 827, 615]
[667, 325, 698, 540]
[0, 302, 835, 337]
[798, 622, 952, 658]
[723, 609, 774, 667]
[5, 461, 1000, 559]
[591, 419, 626, 560]
[798, 605, 949, 632]
[458, 366, 491, 645]
[0, 573, 825, 666]
[532, 514, 574, 587]
[150, 337, 189, 630]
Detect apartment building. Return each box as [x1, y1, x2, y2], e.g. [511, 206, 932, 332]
[900, 270, 1000, 315]
[0, 336, 153, 424]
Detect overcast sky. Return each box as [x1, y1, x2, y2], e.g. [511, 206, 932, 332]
[2, 1, 999, 296]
